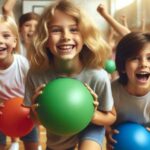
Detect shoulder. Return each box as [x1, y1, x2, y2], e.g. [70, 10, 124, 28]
[14, 54, 29, 71]
[85, 68, 109, 80]
[14, 54, 29, 64]
[80, 68, 110, 88]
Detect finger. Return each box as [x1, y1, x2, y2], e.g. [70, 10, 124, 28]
[107, 143, 114, 150]
[93, 101, 99, 106]
[31, 103, 39, 110]
[84, 83, 98, 100]
[146, 127, 150, 131]
[109, 134, 117, 144]
[32, 91, 43, 103]
[93, 101, 99, 110]
[35, 84, 45, 94]
[113, 129, 119, 134]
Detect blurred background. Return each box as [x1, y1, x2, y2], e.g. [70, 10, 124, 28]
[0, 0, 150, 36]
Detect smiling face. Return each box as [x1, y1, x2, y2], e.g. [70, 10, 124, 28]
[20, 19, 38, 44]
[47, 10, 83, 62]
[125, 44, 150, 95]
[0, 23, 16, 66]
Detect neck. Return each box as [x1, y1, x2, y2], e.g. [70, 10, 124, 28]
[53, 57, 83, 77]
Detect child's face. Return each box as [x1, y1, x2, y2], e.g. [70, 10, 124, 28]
[0, 23, 16, 62]
[19, 19, 38, 44]
[47, 10, 83, 61]
[125, 44, 150, 94]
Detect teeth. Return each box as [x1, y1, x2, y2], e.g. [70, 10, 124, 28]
[137, 72, 149, 75]
[58, 45, 73, 50]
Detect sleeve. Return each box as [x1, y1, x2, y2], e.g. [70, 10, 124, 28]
[94, 69, 114, 111]
[24, 70, 35, 106]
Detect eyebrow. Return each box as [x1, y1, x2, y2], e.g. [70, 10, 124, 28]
[49, 24, 78, 28]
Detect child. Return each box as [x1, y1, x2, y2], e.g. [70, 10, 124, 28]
[18, 12, 40, 58]
[0, 15, 39, 150]
[106, 32, 150, 149]
[2, 1, 41, 150]
[2, 0, 40, 59]
[24, 0, 116, 150]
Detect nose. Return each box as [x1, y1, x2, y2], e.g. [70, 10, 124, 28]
[139, 58, 149, 68]
[0, 36, 4, 44]
[61, 29, 71, 42]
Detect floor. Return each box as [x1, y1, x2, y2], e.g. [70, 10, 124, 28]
[7, 125, 107, 150]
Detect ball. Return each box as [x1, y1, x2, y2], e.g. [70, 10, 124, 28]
[104, 59, 116, 74]
[35, 78, 94, 136]
[0, 97, 34, 137]
[112, 122, 150, 150]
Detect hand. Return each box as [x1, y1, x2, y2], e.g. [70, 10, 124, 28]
[106, 127, 119, 150]
[146, 127, 150, 132]
[97, 4, 108, 16]
[0, 102, 5, 115]
[30, 84, 45, 124]
[31, 84, 46, 104]
[84, 83, 99, 111]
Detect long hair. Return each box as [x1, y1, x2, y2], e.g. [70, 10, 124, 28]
[30, 0, 111, 70]
[115, 32, 150, 85]
[0, 15, 20, 53]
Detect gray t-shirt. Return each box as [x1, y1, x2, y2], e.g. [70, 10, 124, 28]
[112, 79, 150, 127]
[24, 67, 113, 149]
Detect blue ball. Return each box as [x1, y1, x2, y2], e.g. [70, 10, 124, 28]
[113, 122, 150, 150]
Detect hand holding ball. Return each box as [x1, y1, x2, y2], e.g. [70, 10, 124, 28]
[112, 122, 150, 150]
[0, 97, 34, 137]
[35, 78, 94, 135]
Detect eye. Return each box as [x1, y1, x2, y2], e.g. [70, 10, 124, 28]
[129, 56, 140, 61]
[3, 34, 11, 39]
[70, 27, 78, 33]
[50, 28, 62, 33]
[25, 24, 30, 27]
[147, 55, 150, 61]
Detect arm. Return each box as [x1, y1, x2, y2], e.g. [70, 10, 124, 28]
[2, 0, 16, 17]
[141, 15, 146, 32]
[120, 15, 128, 28]
[97, 4, 130, 37]
[91, 105, 117, 126]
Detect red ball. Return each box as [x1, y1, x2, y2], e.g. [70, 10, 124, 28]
[0, 97, 34, 137]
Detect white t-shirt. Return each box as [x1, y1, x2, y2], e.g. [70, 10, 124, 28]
[0, 54, 29, 101]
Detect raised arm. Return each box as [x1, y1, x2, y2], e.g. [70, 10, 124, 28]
[2, 0, 16, 17]
[97, 4, 130, 37]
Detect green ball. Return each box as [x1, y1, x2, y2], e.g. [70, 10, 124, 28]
[104, 59, 116, 74]
[35, 78, 94, 136]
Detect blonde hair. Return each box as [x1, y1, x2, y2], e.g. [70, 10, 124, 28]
[0, 15, 20, 53]
[30, 0, 111, 69]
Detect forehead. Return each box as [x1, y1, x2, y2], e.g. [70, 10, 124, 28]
[0, 23, 13, 33]
[23, 19, 38, 25]
[49, 10, 77, 25]
[139, 44, 150, 54]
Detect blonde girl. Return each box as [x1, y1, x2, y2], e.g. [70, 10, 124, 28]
[25, 0, 116, 150]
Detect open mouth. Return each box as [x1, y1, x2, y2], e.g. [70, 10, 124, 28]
[57, 45, 75, 53]
[136, 72, 150, 82]
[27, 33, 33, 38]
[0, 47, 6, 51]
